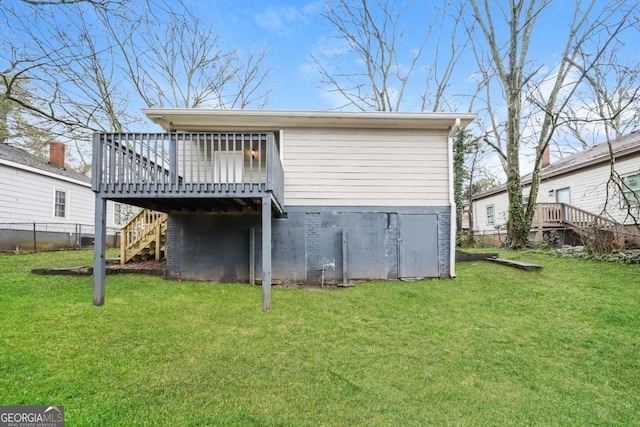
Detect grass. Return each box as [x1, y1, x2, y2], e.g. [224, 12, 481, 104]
[1, 250, 639, 426]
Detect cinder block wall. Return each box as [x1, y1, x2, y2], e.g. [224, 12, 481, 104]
[166, 206, 451, 283]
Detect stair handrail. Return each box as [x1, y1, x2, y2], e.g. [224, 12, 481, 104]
[120, 209, 167, 264]
[534, 202, 624, 231]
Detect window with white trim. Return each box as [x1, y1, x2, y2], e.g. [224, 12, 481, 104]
[486, 205, 495, 225]
[621, 172, 640, 207]
[54, 189, 67, 218]
[114, 202, 122, 225]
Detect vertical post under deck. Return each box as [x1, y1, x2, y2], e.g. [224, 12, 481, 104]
[155, 221, 161, 261]
[93, 195, 107, 306]
[262, 197, 272, 312]
[342, 228, 348, 285]
[249, 227, 255, 286]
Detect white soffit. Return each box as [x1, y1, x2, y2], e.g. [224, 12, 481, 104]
[142, 109, 476, 132]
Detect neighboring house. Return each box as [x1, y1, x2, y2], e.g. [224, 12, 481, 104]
[0, 142, 122, 251]
[91, 109, 476, 307]
[472, 132, 640, 247]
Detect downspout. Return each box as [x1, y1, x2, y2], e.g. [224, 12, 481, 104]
[448, 118, 461, 278]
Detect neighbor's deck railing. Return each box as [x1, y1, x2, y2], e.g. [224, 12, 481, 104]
[533, 203, 622, 231]
[532, 202, 636, 250]
[91, 132, 284, 204]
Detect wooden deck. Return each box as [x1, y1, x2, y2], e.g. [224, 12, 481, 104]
[91, 132, 285, 215]
[91, 132, 282, 309]
[532, 203, 637, 250]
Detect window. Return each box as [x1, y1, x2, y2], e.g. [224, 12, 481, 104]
[622, 172, 640, 207]
[114, 202, 122, 225]
[486, 205, 495, 225]
[54, 189, 67, 218]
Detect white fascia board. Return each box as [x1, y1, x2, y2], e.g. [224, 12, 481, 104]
[0, 158, 91, 188]
[142, 109, 477, 132]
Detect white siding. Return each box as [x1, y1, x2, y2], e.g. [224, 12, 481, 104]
[535, 156, 640, 225]
[0, 163, 121, 229]
[472, 155, 640, 233]
[472, 192, 510, 233]
[283, 128, 450, 206]
[176, 138, 267, 184]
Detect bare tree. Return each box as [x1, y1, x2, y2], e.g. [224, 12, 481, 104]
[420, 4, 470, 113]
[559, 41, 640, 151]
[466, 0, 638, 248]
[311, 0, 431, 111]
[1, 0, 275, 171]
[102, 2, 274, 110]
[15, 0, 126, 6]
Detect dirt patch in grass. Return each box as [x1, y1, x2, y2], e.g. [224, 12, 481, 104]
[32, 260, 167, 277]
[31, 261, 354, 289]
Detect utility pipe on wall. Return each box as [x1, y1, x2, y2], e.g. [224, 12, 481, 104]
[448, 118, 461, 278]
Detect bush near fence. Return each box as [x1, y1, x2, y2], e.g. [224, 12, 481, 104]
[0, 222, 120, 253]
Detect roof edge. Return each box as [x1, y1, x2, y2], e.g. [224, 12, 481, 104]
[0, 158, 90, 187]
[472, 141, 640, 201]
[142, 109, 477, 131]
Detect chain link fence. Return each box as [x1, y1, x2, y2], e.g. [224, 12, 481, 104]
[0, 222, 120, 253]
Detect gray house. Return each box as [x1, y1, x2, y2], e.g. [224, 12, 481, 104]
[92, 110, 475, 310]
[0, 142, 120, 251]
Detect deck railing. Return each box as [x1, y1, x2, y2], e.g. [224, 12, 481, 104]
[92, 132, 284, 203]
[534, 203, 621, 231]
[120, 209, 167, 264]
[533, 202, 633, 249]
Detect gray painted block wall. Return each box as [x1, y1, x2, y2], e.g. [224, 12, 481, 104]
[166, 206, 451, 283]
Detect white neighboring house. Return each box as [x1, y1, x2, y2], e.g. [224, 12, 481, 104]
[472, 132, 640, 247]
[0, 142, 124, 251]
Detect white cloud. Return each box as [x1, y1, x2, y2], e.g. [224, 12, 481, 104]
[254, 5, 310, 34]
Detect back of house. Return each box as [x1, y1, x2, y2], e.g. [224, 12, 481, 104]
[92, 110, 475, 286]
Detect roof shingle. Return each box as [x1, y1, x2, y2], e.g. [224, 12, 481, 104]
[0, 143, 90, 183]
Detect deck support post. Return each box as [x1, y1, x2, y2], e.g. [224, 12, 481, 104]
[249, 227, 256, 286]
[342, 228, 348, 285]
[261, 196, 272, 312]
[93, 195, 107, 306]
[535, 205, 543, 243]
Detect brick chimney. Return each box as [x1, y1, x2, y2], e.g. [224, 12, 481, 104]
[49, 142, 65, 169]
[541, 146, 551, 168]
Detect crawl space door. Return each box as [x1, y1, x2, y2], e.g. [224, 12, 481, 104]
[398, 214, 439, 278]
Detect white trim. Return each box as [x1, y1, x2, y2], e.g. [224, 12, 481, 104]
[0, 158, 90, 187]
[279, 129, 284, 164]
[113, 202, 121, 226]
[448, 118, 461, 278]
[621, 172, 640, 207]
[53, 188, 69, 220]
[486, 204, 495, 225]
[143, 108, 477, 132]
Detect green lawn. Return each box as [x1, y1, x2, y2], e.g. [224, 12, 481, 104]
[1, 250, 639, 426]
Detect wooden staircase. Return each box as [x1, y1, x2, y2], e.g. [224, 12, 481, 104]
[533, 203, 639, 251]
[120, 209, 167, 264]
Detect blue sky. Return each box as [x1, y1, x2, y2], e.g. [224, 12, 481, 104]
[195, 0, 447, 111]
[178, 0, 640, 118]
[4, 0, 639, 175]
[203, 0, 333, 110]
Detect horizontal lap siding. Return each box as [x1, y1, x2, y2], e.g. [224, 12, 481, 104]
[472, 155, 640, 232]
[283, 128, 449, 206]
[0, 165, 95, 225]
[472, 193, 510, 233]
[534, 157, 640, 225]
